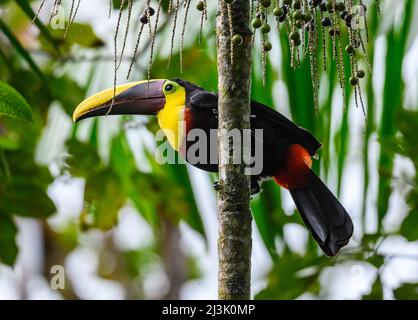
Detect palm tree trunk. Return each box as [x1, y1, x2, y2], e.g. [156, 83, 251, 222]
[216, 0, 253, 300]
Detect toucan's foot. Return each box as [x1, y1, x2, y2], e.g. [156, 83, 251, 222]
[250, 180, 261, 195]
[213, 181, 221, 192]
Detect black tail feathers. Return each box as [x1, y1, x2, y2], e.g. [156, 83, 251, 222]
[290, 170, 353, 256]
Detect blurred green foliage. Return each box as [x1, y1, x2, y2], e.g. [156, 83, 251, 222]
[386, 110, 418, 242]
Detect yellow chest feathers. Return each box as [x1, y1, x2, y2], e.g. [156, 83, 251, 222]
[157, 87, 186, 151]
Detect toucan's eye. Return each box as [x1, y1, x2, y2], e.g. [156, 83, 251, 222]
[165, 84, 174, 92]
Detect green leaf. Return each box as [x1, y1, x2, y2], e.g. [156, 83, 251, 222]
[128, 172, 160, 227]
[396, 110, 418, 161]
[367, 254, 385, 269]
[361, 233, 381, 249]
[48, 75, 87, 116]
[250, 56, 283, 260]
[50, 23, 105, 49]
[256, 252, 329, 299]
[66, 139, 102, 177]
[361, 3, 379, 230]
[109, 134, 159, 227]
[393, 110, 418, 241]
[377, 0, 415, 226]
[170, 164, 206, 240]
[0, 81, 33, 122]
[394, 283, 418, 300]
[0, 148, 55, 218]
[84, 170, 126, 230]
[335, 34, 353, 197]
[363, 276, 384, 300]
[400, 207, 418, 241]
[251, 181, 282, 260]
[0, 213, 18, 266]
[67, 139, 125, 230]
[3, 183, 55, 219]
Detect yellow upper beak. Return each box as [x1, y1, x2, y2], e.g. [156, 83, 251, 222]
[73, 80, 166, 122]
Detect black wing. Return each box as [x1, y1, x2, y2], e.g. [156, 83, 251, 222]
[190, 91, 322, 156]
[189, 91, 218, 110]
[250, 100, 322, 156]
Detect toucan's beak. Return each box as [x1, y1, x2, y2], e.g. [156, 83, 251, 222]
[73, 80, 166, 123]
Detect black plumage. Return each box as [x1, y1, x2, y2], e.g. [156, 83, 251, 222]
[175, 79, 353, 256]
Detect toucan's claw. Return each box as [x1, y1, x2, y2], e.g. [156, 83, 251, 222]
[213, 181, 221, 193]
[251, 180, 261, 195]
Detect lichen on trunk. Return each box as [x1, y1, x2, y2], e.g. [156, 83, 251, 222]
[216, 0, 253, 300]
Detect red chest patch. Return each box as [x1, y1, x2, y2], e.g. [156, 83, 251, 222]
[274, 144, 312, 190]
[179, 108, 191, 157]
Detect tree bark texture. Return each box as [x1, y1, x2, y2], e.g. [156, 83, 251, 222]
[216, 0, 253, 300]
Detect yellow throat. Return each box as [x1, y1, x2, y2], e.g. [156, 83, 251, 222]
[157, 83, 187, 151]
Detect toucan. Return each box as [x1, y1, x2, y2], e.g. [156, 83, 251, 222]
[73, 79, 353, 256]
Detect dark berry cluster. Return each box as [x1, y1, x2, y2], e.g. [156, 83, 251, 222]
[139, 6, 155, 24]
[229, 0, 378, 112]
